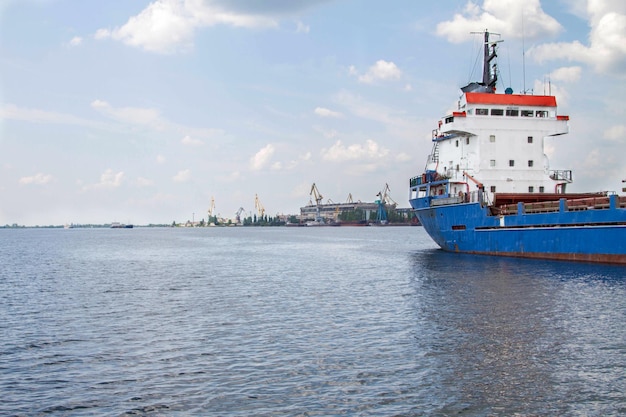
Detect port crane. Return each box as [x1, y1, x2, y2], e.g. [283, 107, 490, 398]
[208, 197, 216, 224]
[254, 194, 265, 219]
[375, 183, 397, 223]
[235, 207, 245, 224]
[310, 183, 324, 223]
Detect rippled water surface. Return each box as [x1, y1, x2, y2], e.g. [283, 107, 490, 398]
[1, 226, 625, 416]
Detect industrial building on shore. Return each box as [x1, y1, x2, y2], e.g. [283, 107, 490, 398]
[297, 183, 415, 225]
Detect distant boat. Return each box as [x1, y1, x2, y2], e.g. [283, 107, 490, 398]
[111, 222, 133, 229]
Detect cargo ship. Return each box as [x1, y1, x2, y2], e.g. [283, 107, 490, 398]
[409, 31, 626, 264]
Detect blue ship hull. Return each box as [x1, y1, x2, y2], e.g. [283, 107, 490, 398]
[410, 194, 626, 264]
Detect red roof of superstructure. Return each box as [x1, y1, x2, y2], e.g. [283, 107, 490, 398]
[465, 92, 557, 107]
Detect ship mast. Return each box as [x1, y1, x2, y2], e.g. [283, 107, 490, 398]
[482, 31, 498, 92]
[464, 30, 500, 94]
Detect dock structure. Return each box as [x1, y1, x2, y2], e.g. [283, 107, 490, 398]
[299, 201, 380, 224]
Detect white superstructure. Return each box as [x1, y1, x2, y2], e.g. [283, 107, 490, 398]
[429, 92, 571, 203]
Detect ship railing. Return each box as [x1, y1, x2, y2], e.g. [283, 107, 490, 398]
[409, 176, 423, 187]
[429, 190, 483, 207]
[549, 170, 573, 182]
[566, 196, 626, 210]
[431, 129, 457, 141]
[432, 196, 464, 206]
[409, 171, 449, 187]
[495, 195, 626, 215]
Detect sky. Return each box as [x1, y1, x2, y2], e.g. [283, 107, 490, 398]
[1, 0, 625, 226]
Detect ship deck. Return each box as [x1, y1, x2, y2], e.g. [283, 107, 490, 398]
[491, 193, 626, 216]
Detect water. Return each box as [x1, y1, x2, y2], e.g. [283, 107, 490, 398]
[1, 226, 625, 416]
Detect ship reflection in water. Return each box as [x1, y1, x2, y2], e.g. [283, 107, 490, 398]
[412, 248, 625, 414]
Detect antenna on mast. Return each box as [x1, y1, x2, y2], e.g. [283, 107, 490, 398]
[522, 11, 527, 94]
[466, 30, 501, 94]
[548, 76, 551, 95]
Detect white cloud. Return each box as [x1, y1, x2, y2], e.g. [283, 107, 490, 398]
[313, 125, 339, 139]
[604, 124, 626, 142]
[90, 99, 222, 138]
[135, 177, 154, 187]
[549, 66, 582, 83]
[321, 139, 389, 162]
[436, 0, 562, 43]
[314, 107, 343, 118]
[91, 99, 162, 127]
[94, 28, 110, 40]
[529, 1, 626, 74]
[250, 144, 275, 170]
[181, 135, 204, 146]
[396, 152, 412, 162]
[296, 20, 310, 33]
[173, 169, 192, 182]
[19, 173, 53, 185]
[0, 103, 101, 128]
[335, 90, 399, 126]
[83, 169, 125, 190]
[532, 79, 570, 106]
[355, 60, 402, 84]
[156, 155, 166, 164]
[94, 0, 278, 54]
[218, 170, 242, 182]
[582, 148, 602, 170]
[68, 36, 82, 47]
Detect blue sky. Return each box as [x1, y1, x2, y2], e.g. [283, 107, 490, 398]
[1, 0, 625, 226]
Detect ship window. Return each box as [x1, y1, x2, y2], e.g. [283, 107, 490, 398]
[456, 164, 460, 171]
[445, 116, 454, 123]
[491, 109, 504, 116]
[489, 135, 496, 142]
[528, 186, 534, 193]
[506, 109, 519, 116]
[509, 160, 515, 167]
[536, 110, 548, 118]
[528, 160, 534, 167]
[455, 140, 459, 147]
[539, 186, 545, 193]
[490, 160, 496, 167]
[521, 110, 534, 117]
[476, 108, 489, 115]
[466, 137, 470, 145]
[490, 186, 496, 192]
[527, 136, 533, 143]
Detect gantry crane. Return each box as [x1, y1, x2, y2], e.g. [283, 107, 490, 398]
[235, 207, 245, 224]
[254, 194, 265, 219]
[375, 183, 397, 223]
[208, 197, 215, 224]
[310, 183, 324, 223]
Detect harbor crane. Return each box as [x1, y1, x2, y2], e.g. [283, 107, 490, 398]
[254, 194, 265, 219]
[235, 207, 245, 224]
[310, 183, 324, 223]
[375, 183, 397, 223]
[208, 197, 216, 224]
[310, 183, 323, 206]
